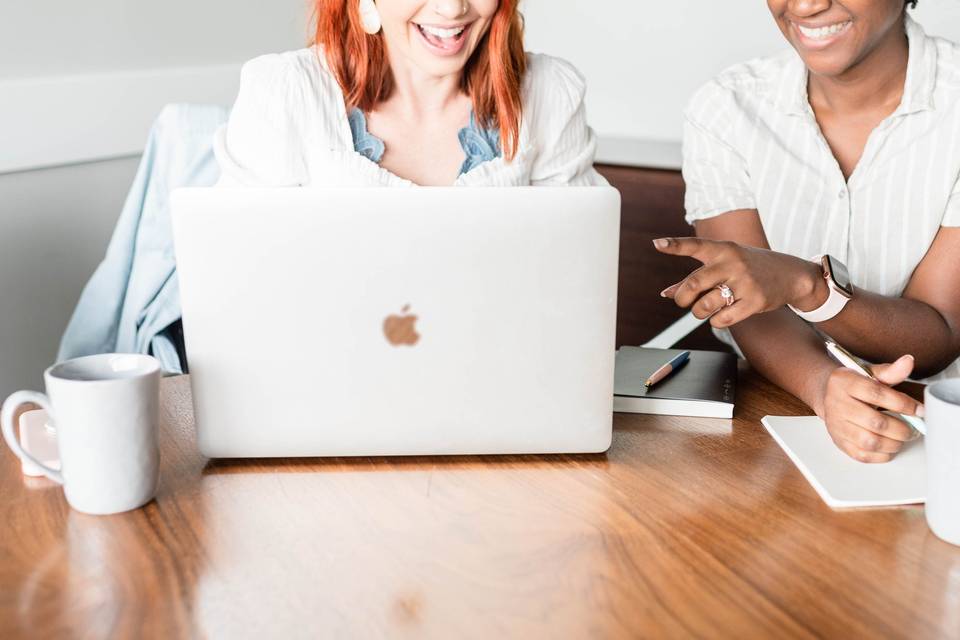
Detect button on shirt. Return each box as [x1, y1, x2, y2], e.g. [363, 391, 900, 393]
[682, 16, 960, 382]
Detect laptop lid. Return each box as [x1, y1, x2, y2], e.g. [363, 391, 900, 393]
[171, 187, 620, 457]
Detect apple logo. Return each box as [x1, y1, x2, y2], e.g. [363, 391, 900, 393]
[383, 304, 420, 346]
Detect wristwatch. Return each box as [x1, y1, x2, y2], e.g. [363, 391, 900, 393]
[789, 255, 853, 323]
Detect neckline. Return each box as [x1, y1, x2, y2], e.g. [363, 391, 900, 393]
[346, 108, 501, 177]
[773, 14, 936, 119]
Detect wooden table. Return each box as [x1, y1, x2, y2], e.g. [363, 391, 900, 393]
[2, 368, 959, 639]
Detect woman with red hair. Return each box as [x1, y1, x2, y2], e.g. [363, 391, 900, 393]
[215, 0, 605, 188]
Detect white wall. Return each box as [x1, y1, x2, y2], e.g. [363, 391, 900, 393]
[0, 0, 309, 173]
[0, 0, 310, 77]
[6, 1, 958, 172]
[0, 1, 309, 399]
[523, 0, 960, 163]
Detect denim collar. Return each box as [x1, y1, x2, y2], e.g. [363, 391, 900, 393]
[347, 108, 501, 176]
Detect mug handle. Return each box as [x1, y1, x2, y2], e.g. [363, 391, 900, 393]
[1, 391, 64, 484]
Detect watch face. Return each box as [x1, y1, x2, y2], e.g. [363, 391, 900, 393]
[824, 255, 854, 297]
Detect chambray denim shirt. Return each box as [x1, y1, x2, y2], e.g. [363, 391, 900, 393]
[59, 104, 502, 373]
[348, 108, 502, 174]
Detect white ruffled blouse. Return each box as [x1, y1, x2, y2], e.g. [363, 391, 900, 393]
[214, 47, 607, 188]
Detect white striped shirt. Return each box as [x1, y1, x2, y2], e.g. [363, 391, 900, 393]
[215, 47, 606, 188]
[683, 16, 960, 382]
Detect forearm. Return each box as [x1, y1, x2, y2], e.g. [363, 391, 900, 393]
[818, 290, 960, 377]
[730, 308, 838, 416]
[808, 227, 960, 377]
[682, 211, 960, 380]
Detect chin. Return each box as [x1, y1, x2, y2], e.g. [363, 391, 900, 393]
[801, 53, 859, 78]
[785, 29, 867, 80]
[409, 52, 472, 78]
[790, 39, 861, 79]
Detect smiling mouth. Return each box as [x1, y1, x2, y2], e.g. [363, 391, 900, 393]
[795, 20, 852, 42]
[414, 22, 472, 55]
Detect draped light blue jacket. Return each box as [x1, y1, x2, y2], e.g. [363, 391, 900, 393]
[58, 104, 227, 373]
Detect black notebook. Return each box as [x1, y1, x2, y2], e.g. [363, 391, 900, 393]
[614, 347, 737, 418]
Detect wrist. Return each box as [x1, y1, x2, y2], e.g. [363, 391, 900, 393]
[792, 260, 829, 312]
[808, 362, 838, 418]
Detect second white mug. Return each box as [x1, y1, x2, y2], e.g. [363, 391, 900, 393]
[925, 378, 960, 546]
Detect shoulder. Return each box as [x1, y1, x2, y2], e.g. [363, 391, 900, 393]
[234, 47, 345, 124]
[519, 53, 605, 185]
[932, 34, 960, 94]
[685, 50, 794, 126]
[238, 48, 333, 85]
[520, 53, 590, 147]
[711, 51, 794, 91]
[218, 48, 347, 186]
[904, 15, 960, 94]
[522, 52, 588, 107]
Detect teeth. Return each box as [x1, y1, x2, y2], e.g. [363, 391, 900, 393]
[419, 24, 465, 39]
[798, 21, 851, 40]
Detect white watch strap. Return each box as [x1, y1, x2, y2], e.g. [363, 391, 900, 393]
[789, 256, 850, 323]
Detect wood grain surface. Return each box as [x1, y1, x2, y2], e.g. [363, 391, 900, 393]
[2, 368, 959, 639]
[2, 166, 956, 638]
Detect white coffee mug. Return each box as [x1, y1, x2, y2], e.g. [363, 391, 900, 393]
[925, 379, 960, 546]
[1, 354, 161, 515]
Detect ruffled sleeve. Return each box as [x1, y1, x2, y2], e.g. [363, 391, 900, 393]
[524, 54, 607, 187]
[214, 53, 310, 187]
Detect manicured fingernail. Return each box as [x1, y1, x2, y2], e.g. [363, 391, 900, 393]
[660, 288, 670, 298]
[653, 238, 670, 249]
[905, 354, 915, 361]
[917, 404, 926, 418]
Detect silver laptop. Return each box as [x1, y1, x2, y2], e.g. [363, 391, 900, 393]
[170, 187, 620, 458]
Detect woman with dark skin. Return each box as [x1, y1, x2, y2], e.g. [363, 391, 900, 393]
[657, 0, 960, 463]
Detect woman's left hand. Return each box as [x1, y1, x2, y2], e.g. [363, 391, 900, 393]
[653, 237, 827, 328]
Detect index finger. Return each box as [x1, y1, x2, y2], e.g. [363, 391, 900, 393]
[652, 237, 729, 263]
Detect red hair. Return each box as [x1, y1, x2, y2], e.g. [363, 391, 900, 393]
[313, 1, 526, 160]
